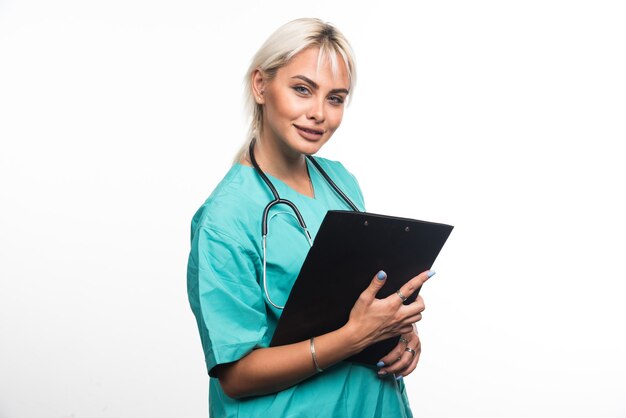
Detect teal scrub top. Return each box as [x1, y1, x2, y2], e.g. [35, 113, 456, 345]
[187, 157, 413, 418]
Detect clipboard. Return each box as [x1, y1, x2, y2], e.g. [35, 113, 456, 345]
[269, 210, 453, 365]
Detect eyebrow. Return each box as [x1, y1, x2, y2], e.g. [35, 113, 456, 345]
[291, 75, 350, 95]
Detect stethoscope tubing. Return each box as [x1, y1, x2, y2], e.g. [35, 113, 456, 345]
[248, 139, 359, 309]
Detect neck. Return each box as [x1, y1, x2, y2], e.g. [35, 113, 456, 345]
[246, 133, 315, 198]
[253, 138, 307, 179]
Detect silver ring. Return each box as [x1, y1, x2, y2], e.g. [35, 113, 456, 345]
[396, 289, 407, 302]
[399, 337, 409, 345]
[405, 347, 416, 357]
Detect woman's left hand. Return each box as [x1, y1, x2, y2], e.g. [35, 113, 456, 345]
[376, 324, 421, 379]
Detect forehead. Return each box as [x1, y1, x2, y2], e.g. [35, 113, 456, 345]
[277, 47, 349, 88]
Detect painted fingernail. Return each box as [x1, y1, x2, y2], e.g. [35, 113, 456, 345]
[376, 361, 385, 367]
[377, 270, 387, 280]
[427, 271, 436, 278]
[395, 374, 403, 381]
[377, 370, 387, 376]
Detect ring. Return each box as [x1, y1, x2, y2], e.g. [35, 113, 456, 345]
[405, 347, 416, 357]
[396, 289, 407, 302]
[399, 337, 409, 345]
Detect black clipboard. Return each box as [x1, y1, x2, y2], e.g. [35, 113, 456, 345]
[269, 210, 453, 365]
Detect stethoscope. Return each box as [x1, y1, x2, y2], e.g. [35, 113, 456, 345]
[248, 139, 360, 309]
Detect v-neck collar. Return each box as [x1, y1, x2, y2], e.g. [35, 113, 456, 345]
[237, 158, 320, 202]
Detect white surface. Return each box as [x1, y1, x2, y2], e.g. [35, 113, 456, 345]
[1, 1, 625, 417]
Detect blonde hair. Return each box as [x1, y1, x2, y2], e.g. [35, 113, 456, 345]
[234, 18, 357, 163]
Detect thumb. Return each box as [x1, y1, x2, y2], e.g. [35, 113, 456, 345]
[361, 270, 387, 301]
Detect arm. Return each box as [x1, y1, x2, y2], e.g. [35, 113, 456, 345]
[215, 324, 359, 398]
[215, 270, 432, 399]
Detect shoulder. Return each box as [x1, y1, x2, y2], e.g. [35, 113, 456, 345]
[190, 164, 266, 245]
[311, 156, 358, 187]
[311, 156, 352, 175]
[311, 156, 366, 210]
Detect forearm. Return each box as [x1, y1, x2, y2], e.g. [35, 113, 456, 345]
[217, 270, 431, 399]
[218, 323, 367, 399]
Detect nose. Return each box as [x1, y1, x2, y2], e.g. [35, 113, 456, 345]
[306, 98, 325, 123]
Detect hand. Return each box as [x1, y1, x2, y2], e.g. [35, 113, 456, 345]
[345, 270, 432, 352]
[376, 323, 422, 379]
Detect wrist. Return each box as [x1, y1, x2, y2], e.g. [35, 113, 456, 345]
[339, 321, 368, 355]
[310, 337, 324, 373]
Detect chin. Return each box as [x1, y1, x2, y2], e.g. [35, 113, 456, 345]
[291, 138, 328, 156]
[298, 143, 324, 157]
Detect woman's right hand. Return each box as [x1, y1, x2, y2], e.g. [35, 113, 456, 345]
[344, 270, 431, 352]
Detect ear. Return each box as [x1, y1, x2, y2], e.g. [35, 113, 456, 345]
[251, 69, 266, 105]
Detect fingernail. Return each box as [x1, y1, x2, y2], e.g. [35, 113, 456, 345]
[377, 270, 387, 280]
[376, 361, 385, 367]
[395, 374, 403, 381]
[377, 370, 387, 376]
[427, 270, 436, 278]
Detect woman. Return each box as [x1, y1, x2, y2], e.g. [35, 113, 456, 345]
[187, 18, 433, 417]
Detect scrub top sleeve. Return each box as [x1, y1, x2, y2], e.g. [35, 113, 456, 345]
[187, 226, 268, 377]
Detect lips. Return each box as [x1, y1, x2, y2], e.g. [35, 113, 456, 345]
[293, 124, 324, 135]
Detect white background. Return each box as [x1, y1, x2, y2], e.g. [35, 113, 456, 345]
[1, 1, 625, 417]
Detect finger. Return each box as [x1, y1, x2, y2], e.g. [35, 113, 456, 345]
[386, 336, 421, 375]
[377, 332, 417, 374]
[377, 340, 408, 369]
[360, 270, 388, 302]
[414, 295, 425, 312]
[396, 344, 421, 378]
[403, 313, 422, 324]
[398, 337, 421, 377]
[396, 325, 414, 335]
[396, 296, 425, 322]
[383, 346, 416, 374]
[377, 325, 413, 341]
[393, 270, 435, 306]
[397, 296, 425, 321]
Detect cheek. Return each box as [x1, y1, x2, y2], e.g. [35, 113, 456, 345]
[268, 92, 305, 122]
[327, 107, 345, 129]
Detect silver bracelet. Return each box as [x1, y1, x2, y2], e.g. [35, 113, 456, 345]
[310, 337, 323, 373]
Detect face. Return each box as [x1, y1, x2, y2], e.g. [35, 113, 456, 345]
[254, 47, 350, 158]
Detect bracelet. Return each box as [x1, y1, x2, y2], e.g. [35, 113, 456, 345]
[310, 337, 323, 373]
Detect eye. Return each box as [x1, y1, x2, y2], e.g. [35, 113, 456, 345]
[293, 85, 311, 95]
[328, 95, 345, 105]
